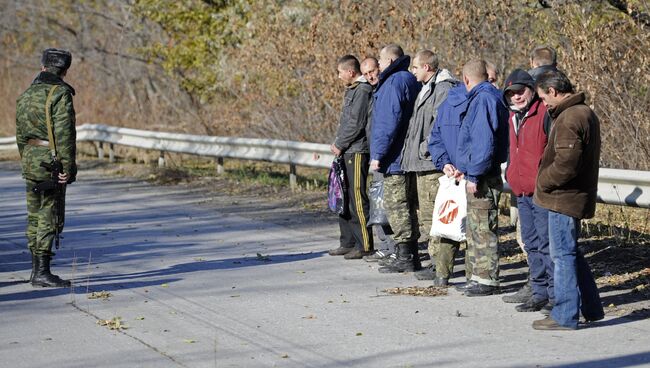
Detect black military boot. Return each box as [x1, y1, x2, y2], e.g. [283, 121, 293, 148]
[31, 255, 71, 288]
[378, 242, 417, 273]
[29, 253, 38, 283]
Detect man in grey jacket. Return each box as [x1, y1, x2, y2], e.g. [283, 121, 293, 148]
[388, 50, 458, 283]
[328, 55, 374, 259]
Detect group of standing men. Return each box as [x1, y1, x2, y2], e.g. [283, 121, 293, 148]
[328, 44, 604, 331]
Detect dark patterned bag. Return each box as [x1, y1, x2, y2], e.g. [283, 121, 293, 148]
[327, 157, 347, 215]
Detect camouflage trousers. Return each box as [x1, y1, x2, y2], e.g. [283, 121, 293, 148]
[383, 173, 419, 244]
[416, 171, 464, 279]
[467, 174, 503, 286]
[25, 179, 66, 257]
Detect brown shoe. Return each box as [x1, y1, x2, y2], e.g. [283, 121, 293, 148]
[344, 249, 373, 259]
[532, 317, 576, 331]
[328, 247, 353, 256]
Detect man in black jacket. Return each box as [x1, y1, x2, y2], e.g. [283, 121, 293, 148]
[328, 55, 374, 259]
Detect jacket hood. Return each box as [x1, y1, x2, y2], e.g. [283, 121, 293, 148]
[502, 69, 535, 110]
[376, 55, 411, 90]
[467, 80, 499, 101]
[434, 68, 457, 84]
[446, 85, 469, 107]
[32, 71, 76, 95]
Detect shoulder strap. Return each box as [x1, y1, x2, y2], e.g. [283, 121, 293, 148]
[543, 111, 552, 136]
[45, 85, 59, 159]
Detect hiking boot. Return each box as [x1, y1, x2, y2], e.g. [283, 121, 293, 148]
[363, 250, 392, 262]
[464, 283, 500, 297]
[414, 264, 435, 280]
[532, 317, 576, 331]
[454, 280, 478, 292]
[344, 249, 373, 260]
[328, 247, 353, 256]
[433, 277, 449, 287]
[515, 298, 549, 312]
[502, 281, 532, 303]
[31, 255, 71, 288]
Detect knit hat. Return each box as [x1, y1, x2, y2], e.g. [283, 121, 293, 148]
[41, 48, 72, 70]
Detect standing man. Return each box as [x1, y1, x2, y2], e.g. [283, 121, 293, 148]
[400, 50, 458, 283]
[455, 60, 509, 296]
[361, 57, 380, 87]
[328, 55, 374, 259]
[428, 83, 470, 285]
[532, 70, 604, 330]
[528, 46, 559, 81]
[501, 69, 554, 313]
[16, 48, 77, 288]
[369, 44, 421, 273]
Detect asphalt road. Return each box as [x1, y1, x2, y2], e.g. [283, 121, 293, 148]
[1, 164, 649, 368]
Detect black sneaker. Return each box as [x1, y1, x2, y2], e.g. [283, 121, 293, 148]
[502, 282, 532, 303]
[454, 280, 478, 292]
[377, 253, 397, 266]
[464, 283, 500, 297]
[540, 301, 554, 316]
[515, 298, 549, 312]
[414, 264, 435, 280]
[363, 250, 392, 262]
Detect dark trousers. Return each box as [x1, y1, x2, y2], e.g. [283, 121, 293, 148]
[517, 195, 554, 301]
[338, 152, 373, 252]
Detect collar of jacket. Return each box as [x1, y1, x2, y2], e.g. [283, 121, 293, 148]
[348, 75, 368, 89]
[376, 55, 411, 90]
[32, 71, 76, 95]
[549, 92, 585, 118]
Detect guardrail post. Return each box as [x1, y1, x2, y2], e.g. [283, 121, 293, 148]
[289, 164, 297, 191]
[158, 151, 165, 167]
[215, 157, 224, 175]
[109, 143, 115, 163]
[97, 142, 104, 160]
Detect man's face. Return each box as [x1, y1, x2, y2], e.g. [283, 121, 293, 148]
[337, 66, 355, 85]
[505, 86, 534, 111]
[411, 57, 429, 83]
[487, 69, 498, 88]
[378, 50, 393, 73]
[536, 87, 561, 110]
[361, 62, 379, 86]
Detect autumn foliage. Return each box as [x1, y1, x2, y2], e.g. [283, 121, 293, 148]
[0, 0, 648, 169]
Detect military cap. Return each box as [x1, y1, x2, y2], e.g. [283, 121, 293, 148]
[41, 48, 72, 70]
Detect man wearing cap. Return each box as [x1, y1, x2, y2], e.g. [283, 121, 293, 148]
[501, 69, 554, 313]
[16, 48, 77, 287]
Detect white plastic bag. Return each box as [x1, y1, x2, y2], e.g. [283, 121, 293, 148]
[430, 176, 467, 242]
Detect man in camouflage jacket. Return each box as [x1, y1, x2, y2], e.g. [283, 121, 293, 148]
[16, 48, 77, 288]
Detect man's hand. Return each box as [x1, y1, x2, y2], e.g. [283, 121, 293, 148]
[370, 159, 380, 171]
[443, 164, 457, 177]
[57, 172, 68, 184]
[466, 180, 478, 194]
[330, 144, 342, 156]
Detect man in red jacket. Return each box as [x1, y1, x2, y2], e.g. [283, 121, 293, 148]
[502, 69, 554, 313]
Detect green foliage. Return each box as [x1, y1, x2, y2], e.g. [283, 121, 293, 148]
[133, 0, 251, 100]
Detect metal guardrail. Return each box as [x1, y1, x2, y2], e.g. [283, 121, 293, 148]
[2, 123, 650, 208]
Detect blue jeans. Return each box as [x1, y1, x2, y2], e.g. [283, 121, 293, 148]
[517, 196, 553, 301]
[548, 211, 604, 328]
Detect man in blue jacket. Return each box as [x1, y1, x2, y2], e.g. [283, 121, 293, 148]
[455, 60, 509, 296]
[428, 84, 470, 285]
[369, 44, 422, 273]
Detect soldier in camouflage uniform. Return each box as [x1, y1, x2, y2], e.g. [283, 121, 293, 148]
[455, 60, 508, 296]
[16, 48, 77, 288]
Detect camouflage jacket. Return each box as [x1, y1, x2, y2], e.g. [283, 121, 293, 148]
[16, 72, 77, 182]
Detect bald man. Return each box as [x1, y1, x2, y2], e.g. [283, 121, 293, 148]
[454, 59, 509, 296]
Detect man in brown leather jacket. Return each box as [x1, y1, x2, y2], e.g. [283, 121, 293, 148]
[532, 70, 604, 330]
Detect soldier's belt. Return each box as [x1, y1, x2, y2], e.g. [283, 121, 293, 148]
[27, 138, 49, 147]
